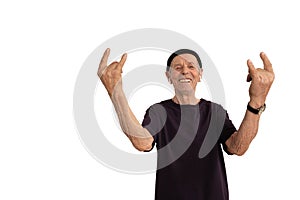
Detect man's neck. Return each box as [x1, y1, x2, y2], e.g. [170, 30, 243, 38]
[173, 92, 199, 105]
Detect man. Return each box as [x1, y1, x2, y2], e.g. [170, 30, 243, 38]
[97, 48, 274, 200]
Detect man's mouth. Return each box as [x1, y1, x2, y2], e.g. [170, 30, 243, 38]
[179, 78, 192, 83]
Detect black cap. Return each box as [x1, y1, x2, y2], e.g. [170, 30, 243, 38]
[166, 49, 202, 71]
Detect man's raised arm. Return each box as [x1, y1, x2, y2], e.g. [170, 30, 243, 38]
[226, 52, 275, 156]
[97, 48, 154, 151]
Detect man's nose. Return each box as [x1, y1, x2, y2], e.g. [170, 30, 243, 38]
[181, 65, 189, 75]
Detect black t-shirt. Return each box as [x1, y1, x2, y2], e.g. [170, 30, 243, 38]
[142, 99, 237, 200]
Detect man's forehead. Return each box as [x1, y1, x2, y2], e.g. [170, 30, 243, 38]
[171, 54, 199, 65]
[166, 49, 202, 71]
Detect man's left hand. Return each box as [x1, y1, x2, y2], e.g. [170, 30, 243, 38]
[247, 52, 275, 108]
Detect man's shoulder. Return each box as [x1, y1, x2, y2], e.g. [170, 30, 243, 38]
[144, 99, 172, 115]
[200, 99, 227, 112]
[158, 99, 173, 105]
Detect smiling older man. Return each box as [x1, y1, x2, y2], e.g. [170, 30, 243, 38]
[97, 48, 274, 200]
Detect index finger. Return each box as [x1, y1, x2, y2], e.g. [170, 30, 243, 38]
[260, 52, 273, 72]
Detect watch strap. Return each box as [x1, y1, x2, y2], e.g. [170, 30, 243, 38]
[247, 103, 266, 115]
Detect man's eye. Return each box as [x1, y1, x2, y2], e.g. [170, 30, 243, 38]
[188, 65, 195, 69]
[175, 66, 182, 70]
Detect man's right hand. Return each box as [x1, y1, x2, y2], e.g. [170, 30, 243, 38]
[97, 48, 127, 97]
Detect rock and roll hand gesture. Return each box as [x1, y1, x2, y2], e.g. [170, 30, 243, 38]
[247, 52, 275, 108]
[97, 48, 127, 97]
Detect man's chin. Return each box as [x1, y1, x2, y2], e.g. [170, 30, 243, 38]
[175, 86, 195, 95]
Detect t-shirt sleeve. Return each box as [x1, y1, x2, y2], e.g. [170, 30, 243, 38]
[141, 104, 167, 152]
[219, 111, 237, 155]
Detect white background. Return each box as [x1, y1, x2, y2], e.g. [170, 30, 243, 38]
[1, 0, 299, 199]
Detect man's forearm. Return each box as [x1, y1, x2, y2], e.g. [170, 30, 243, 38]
[226, 107, 260, 156]
[110, 88, 153, 151]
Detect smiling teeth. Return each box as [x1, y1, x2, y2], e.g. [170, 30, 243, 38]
[179, 79, 191, 83]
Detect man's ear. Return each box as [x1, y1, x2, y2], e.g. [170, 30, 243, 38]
[198, 68, 203, 82]
[165, 71, 172, 84]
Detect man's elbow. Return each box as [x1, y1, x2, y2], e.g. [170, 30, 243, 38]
[230, 146, 249, 156]
[133, 143, 153, 152]
[130, 137, 154, 152]
[235, 150, 247, 156]
[226, 133, 249, 156]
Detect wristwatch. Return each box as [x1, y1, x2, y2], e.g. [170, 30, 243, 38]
[247, 103, 266, 115]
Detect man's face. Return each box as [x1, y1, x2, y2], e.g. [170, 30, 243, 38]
[166, 53, 203, 93]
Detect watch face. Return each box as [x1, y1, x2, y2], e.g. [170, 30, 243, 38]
[258, 104, 266, 115]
